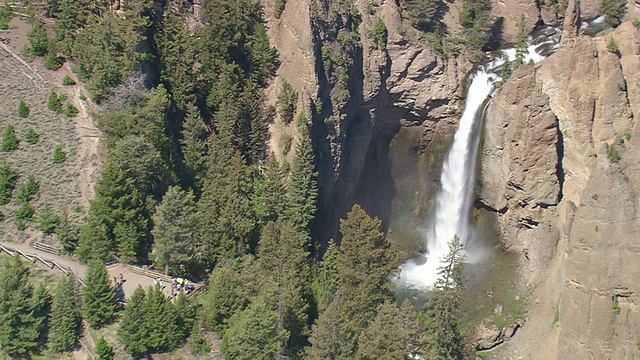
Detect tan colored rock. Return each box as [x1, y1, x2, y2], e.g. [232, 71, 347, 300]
[480, 22, 640, 359]
[580, 0, 602, 20]
[491, 0, 540, 42]
[541, 5, 559, 25]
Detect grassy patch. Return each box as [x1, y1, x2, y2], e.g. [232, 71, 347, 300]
[459, 250, 528, 336]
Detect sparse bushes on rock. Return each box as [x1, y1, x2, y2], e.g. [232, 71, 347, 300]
[53, 145, 67, 163]
[2, 124, 18, 152]
[17, 100, 30, 118]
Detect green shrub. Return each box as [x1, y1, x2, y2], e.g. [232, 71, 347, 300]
[296, 112, 308, 127]
[24, 127, 39, 144]
[599, 0, 626, 27]
[53, 145, 67, 164]
[0, 4, 13, 30]
[48, 90, 63, 113]
[2, 124, 18, 152]
[624, 132, 631, 141]
[274, 0, 286, 18]
[17, 174, 39, 203]
[17, 100, 30, 118]
[612, 296, 621, 314]
[275, 81, 298, 124]
[607, 144, 621, 163]
[95, 337, 114, 360]
[280, 133, 293, 155]
[62, 75, 76, 85]
[16, 202, 35, 221]
[27, 22, 48, 57]
[38, 203, 58, 235]
[634, 19, 640, 29]
[607, 38, 619, 54]
[0, 160, 17, 205]
[44, 49, 63, 70]
[16, 218, 25, 231]
[65, 104, 79, 117]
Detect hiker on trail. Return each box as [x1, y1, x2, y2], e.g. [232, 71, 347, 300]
[119, 273, 125, 284]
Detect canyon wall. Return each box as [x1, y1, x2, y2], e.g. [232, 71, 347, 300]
[479, 22, 640, 359]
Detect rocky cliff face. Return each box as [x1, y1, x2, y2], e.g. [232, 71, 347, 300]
[261, 0, 468, 245]
[479, 22, 640, 359]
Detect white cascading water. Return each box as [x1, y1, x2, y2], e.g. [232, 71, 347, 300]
[399, 35, 557, 290]
[399, 69, 497, 289]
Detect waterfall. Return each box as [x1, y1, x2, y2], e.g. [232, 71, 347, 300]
[398, 32, 558, 291]
[399, 69, 498, 290]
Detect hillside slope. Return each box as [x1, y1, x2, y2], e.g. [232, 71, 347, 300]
[0, 19, 99, 244]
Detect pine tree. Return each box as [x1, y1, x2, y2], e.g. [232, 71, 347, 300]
[307, 297, 351, 360]
[33, 283, 52, 345]
[53, 145, 67, 163]
[48, 90, 63, 113]
[48, 275, 80, 352]
[24, 127, 39, 144]
[82, 260, 115, 328]
[95, 337, 114, 360]
[180, 102, 208, 182]
[0, 160, 17, 205]
[419, 236, 466, 359]
[18, 99, 30, 118]
[255, 156, 287, 224]
[202, 261, 252, 332]
[38, 202, 59, 235]
[77, 216, 112, 262]
[58, 208, 79, 254]
[144, 285, 181, 352]
[356, 302, 411, 360]
[275, 81, 298, 124]
[118, 286, 148, 357]
[285, 127, 318, 249]
[257, 219, 310, 354]
[152, 186, 197, 275]
[174, 291, 197, 342]
[2, 124, 18, 152]
[0, 256, 45, 357]
[335, 204, 399, 354]
[197, 150, 256, 265]
[28, 21, 48, 56]
[317, 239, 341, 311]
[221, 299, 288, 360]
[16, 174, 40, 203]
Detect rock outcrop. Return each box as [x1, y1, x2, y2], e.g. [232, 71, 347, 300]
[479, 22, 640, 359]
